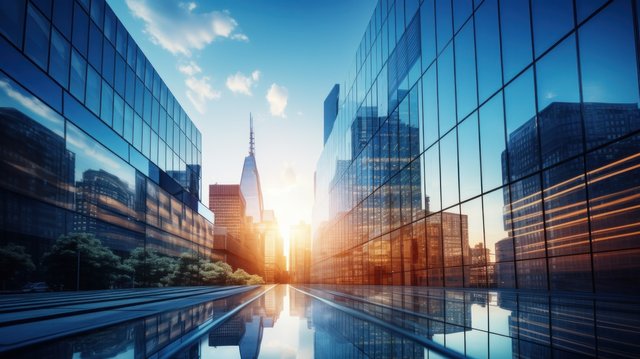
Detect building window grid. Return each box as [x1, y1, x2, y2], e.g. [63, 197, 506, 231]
[313, 0, 640, 291]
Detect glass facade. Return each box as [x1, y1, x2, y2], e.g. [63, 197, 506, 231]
[0, 0, 214, 288]
[312, 0, 640, 294]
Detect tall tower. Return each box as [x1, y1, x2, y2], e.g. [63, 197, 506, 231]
[240, 114, 264, 223]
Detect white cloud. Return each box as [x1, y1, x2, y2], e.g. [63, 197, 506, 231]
[178, 61, 202, 76]
[266, 83, 288, 118]
[185, 76, 221, 114]
[126, 0, 248, 56]
[226, 70, 261, 95]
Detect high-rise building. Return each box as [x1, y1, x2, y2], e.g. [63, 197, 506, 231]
[323, 84, 339, 145]
[240, 114, 264, 223]
[260, 210, 285, 283]
[312, 0, 640, 294]
[289, 221, 311, 284]
[0, 0, 214, 286]
[209, 184, 247, 239]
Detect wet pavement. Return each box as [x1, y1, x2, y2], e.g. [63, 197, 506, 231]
[2, 285, 639, 358]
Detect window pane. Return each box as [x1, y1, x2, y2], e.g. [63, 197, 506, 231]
[440, 129, 459, 209]
[49, 28, 70, 88]
[455, 19, 477, 121]
[517, 258, 547, 289]
[69, 49, 86, 102]
[475, 0, 502, 103]
[579, 0, 640, 149]
[438, 44, 456, 135]
[133, 113, 142, 150]
[123, 103, 133, 143]
[452, 0, 472, 32]
[461, 196, 484, 268]
[543, 158, 589, 257]
[511, 174, 544, 260]
[505, 69, 538, 181]
[52, 0, 72, 40]
[114, 54, 125, 96]
[500, 0, 532, 82]
[484, 188, 512, 264]
[102, 41, 115, 85]
[422, 68, 439, 148]
[87, 21, 102, 70]
[420, 0, 436, 69]
[531, 0, 574, 57]
[536, 35, 582, 167]
[100, 80, 113, 126]
[458, 113, 481, 200]
[0, 0, 26, 47]
[113, 93, 124, 136]
[25, 4, 50, 70]
[436, 0, 453, 53]
[479, 92, 506, 192]
[125, 65, 135, 105]
[85, 65, 101, 115]
[424, 143, 441, 213]
[72, 3, 88, 56]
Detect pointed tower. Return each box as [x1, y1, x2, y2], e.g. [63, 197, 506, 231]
[240, 113, 264, 223]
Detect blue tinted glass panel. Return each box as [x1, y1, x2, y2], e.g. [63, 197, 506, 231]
[102, 41, 115, 85]
[436, 0, 453, 52]
[126, 35, 136, 67]
[455, 19, 477, 121]
[49, 28, 70, 88]
[536, 35, 582, 168]
[100, 80, 113, 126]
[87, 21, 102, 70]
[114, 54, 125, 96]
[420, 0, 436, 70]
[116, 21, 126, 56]
[134, 77, 143, 115]
[479, 93, 506, 192]
[125, 65, 135, 105]
[133, 113, 142, 150]
[0, 0, 26, 47]
[113, 93, 124, 136]
[72, 3, 88, 56]
[500, 0, 532, 82]
[25, 4, 50, 70]
[577, 0, 607, 22]
[440, 129, 459, 209]
[69, 49, 86, 102]
[52, 0, 72, 39]
[143, 87, 152, 123]
[438, 44, 456, 135]
[531, 0, 574, 57]
[452, 0, 472, 31]
[123, 103, 133, 143]
[505, 69, 538, 181]
[475, 0, 502, 103]
[89, 0, 104, 30]
[579, 0, 640, 149]
[423, 61, 439, 149]
[483, 188, 512, 263]
[511, 174, 544, 260]
[85, 65, 101, 115]
[424, 144, 441, 212]
[458, 113, 481, 200]
[142, 121, 151, 158]
[103, 6, 115, 44]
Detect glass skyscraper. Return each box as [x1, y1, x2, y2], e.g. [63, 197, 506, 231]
[312, 0, 640, 294]
[0, 0, 214, 287]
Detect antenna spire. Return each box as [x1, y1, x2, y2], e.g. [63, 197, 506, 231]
[249, 113, 255, 156]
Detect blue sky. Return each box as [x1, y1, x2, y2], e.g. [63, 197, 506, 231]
[107, 0, 376, 243]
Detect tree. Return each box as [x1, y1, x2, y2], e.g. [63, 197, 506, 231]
[124, 248, 176, 287]
[0, 243, 35, 290]
[228, 268, 265, 285]
[201, 260, 231, 285]
[42, 233, 126, 290]
[170, 252, 205, 286]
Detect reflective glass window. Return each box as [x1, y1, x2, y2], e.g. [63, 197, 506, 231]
[531, 0, 574, 57]
[0, 0, 26, 47]
[494, 261, 515, 288]
[536, 35, 582, 168]
[134, 77, 143, 115]
[505, 68, 538, 181]
[420, 0, 436, 69]
[516, 258, 548, 290]
[483, 188, 511, 264]
[100, 80, 112, 126]
[85, 65, 101, 115]
[25, 4, 50, 71]
[453, 0, 472, 32]
[576, 0, 607, 22]
[455, 19, 477, 122]
[579, 0, 640, 149]
[116, 20, 126, 56]
[587, 133, 640, 252]
[475, 0, 502, 103]
[72, 3, 88, 56]
[426, 212, 443, 269]
[549, 254, 592, 292]
[443, 207, 462, 267]
[114, 54, 125, 96]
[438, 44, 456, 135]
[52, 0, 72, 40]
[126, 34, 136, 67]
[133, 113, 142, 150]
[511, 174, 544, 260]
[49, 28, 70, 88]
[458, 113, 481, 200]
[440, 129, 459, 209]
[424, 143, 441, 212]
[103, 6, 115, 44]
[103, 41, 115, 86]
[422, 68, 439, 148]
[113, 93, 124, 136]
[461, 197, 484, 267]
[500, 0, 532, 82]
[479, 92, 506, 192]
[123, 103, 133, 143]
[89, 0, 103, 30]
[436, 0, 453, 52]
[143, 120, 151, 158]
[87, 21, 102, 70]
[594, 249, 640, 293]
[69, 49, 86, 102]
[125, 65, 135, 105]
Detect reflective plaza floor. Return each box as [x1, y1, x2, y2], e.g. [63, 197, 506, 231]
[3, 285, 639, 358]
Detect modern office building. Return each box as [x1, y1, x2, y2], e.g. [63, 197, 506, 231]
[289, 221, 311, 284]
[260, 210, 285, 283]
[312, 0, 640, 294]
[323, 84, 340, 145]
[209, 184, 248, 239]
[240, 115, 264, 223]
[0, 0, 215, 288]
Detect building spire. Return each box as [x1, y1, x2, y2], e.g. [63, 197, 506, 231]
[249, 113, 255, 156]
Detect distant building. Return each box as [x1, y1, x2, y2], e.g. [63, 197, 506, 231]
[323, 84, 339, 144]
[240, 114, 264, 224]
[289, 222, 312, 284]
[260, 210, 285, 283]
[209, 184, 247, 239]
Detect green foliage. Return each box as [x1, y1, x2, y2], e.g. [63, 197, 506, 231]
[124, 248, 175, 287]
[169, 252, 265, 286]
[0, 243, 35, 289]
[42, 233, 128, 290]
